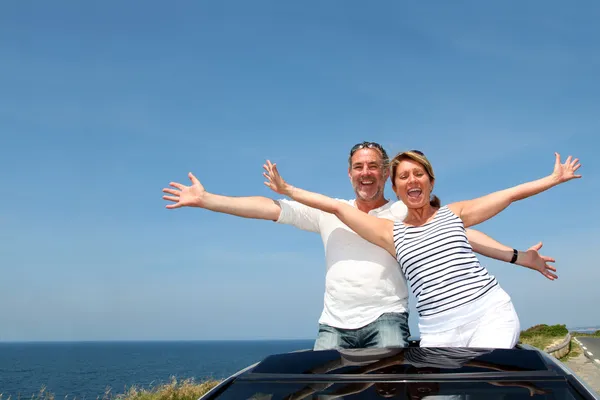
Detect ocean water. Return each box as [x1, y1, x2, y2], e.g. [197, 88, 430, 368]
[570, 325, 600, 332]
[0, 340, 314, 399]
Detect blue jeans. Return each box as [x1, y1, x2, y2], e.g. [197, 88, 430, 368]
[313, 312, 410, 350]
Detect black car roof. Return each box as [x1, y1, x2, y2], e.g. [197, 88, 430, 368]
[200, 346, 600, 400]
[230, 346, 570, 385]
[250, 347, 550, 375]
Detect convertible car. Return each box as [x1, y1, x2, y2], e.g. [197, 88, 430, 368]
[198, 342, 599, 399]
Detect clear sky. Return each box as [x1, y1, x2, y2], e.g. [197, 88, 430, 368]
[1, 1, 598, 341]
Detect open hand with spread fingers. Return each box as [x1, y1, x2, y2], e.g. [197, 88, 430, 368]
[263, 160, 293, 196]
[520, 242, 558, 281]
[551, 153, 582, 184]
[162, 172, 206, 209]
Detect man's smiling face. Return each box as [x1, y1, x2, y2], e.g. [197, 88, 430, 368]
[348, 148, 388, 202]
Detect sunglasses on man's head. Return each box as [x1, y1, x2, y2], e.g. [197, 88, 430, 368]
[410, 149, 425, 156]
[350, 141, 386, 156]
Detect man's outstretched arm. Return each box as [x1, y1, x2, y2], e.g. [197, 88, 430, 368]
[466, 229, 558, 280]
[162, 172, 282, 221]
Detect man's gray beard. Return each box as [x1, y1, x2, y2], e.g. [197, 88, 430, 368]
[354, 185, 384, 202]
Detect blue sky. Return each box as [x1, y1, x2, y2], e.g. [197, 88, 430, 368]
[1, 1, 598, 341]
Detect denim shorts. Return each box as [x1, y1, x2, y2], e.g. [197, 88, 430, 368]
[314, 312, 410, 350]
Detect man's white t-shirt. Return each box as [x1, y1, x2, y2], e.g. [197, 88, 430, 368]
[276, 198, 409, 330]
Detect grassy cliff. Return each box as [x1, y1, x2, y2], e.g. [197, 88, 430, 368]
[0, 378, 221, 400]
[518, 324, 569, 353]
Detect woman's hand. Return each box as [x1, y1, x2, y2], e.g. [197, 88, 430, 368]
[263, 160, 294, 196]
[551, 152, 582, 184]
[519, 242, 558, 280]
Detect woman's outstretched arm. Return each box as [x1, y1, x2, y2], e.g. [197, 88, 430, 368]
[263, 160, 395, 256]
[449, 153, 581, 228]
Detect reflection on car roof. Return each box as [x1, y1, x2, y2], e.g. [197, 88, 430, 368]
[250, 347, 549, 376]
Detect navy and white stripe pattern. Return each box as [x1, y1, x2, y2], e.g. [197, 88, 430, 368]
[393, 206, 498, 318]
[403, 347, 493, 369]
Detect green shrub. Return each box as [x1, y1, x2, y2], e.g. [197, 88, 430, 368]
[520, 324, 568, 339]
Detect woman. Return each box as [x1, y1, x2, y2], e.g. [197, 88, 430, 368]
[262, 151, 581, 348]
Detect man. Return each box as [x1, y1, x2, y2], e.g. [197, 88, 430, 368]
[162, 141, 556, 350]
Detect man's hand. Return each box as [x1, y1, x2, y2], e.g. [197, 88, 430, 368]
[162, 172, 206, 209]
[518, 242, 557, 280]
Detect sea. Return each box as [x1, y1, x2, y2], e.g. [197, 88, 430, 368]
[0, 340, 314, 399]
[569, 325, 600, 333]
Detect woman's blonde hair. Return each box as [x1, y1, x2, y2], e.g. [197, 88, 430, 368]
[389, 150, 441, 208]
